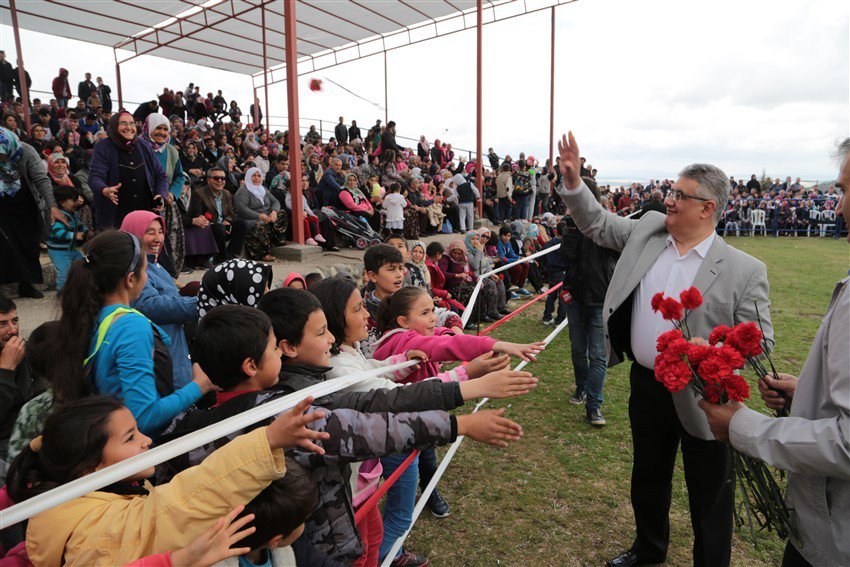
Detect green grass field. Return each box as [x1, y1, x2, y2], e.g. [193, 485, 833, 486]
[405, 237, 848, 566]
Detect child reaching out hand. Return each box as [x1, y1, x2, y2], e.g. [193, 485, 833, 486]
[372, 286, 546, 384]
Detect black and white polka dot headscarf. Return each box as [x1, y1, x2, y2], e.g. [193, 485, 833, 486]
[197, 259, 274, 319]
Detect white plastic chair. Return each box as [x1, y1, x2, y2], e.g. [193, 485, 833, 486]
[820, 210, 836, 237]
[750, 209, 766, 236]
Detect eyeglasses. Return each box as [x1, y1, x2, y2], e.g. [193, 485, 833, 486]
[208, 176, 226, 181]
[669, 189, 711, 202]
[117, 121, 135, 127]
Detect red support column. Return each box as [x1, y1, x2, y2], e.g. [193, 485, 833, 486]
[8, 0, 31, 132]
[284, 0, 304, 244]
[475, 0, 483, 217]
[261, 4, 271, 132]
[115, 68, 123, 110]
[548, 6, 556, 170]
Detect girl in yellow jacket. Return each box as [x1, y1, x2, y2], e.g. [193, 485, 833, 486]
[5, 395, 328, 566]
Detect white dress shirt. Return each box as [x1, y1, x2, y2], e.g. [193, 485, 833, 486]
[631, 231, 716, 368]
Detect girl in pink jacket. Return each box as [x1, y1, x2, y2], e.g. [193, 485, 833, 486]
[371, 286, 545, 384]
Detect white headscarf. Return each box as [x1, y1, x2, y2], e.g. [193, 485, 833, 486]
[244, 166, 266, 203]
[143, 113, 171, 152]
[419, 135, 430, 152]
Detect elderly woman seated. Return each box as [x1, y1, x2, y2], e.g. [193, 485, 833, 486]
[233, 166, 287, 261]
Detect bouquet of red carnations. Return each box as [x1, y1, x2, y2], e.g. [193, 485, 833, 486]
[652, 287, 796, 546]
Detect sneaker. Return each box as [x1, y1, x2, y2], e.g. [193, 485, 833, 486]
[569, 389, 587, 405]
[391, 549, 430, 567]
[517, 288, 533, 297]
[539, 286, 549, 293]
[587, 408, 607, 426]
[542, 317, 554, 325]
[314, 233, 327, 243]
[508, 292, 521, 300]
[498, 308, 512, 316]
[427, 489, 451, 518]
[305, 238, 318, 246]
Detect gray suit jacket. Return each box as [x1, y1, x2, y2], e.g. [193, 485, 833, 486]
[730, 278, 850, 567]
[557, 182, 774, 440]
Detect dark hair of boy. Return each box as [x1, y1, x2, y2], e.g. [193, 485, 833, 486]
[192, 305, 272, 390]
[499, 225, 512, 237]
[257, 288, 322, 353]
[376, 286, 429, 334]
[304, 272, 323, 289]
[6, 396, 125, 502]
[236, 458, 318, 550]
[26, 321, 60, 379]
[363, 244, 403, 274]
[555, 221, 567, 237]
[53, 186, 77, 206]
[310, 277, 357, 355]
[425, 241, 443, 258]
[382, 233, 406, 247]
[0, 293, 14, 314]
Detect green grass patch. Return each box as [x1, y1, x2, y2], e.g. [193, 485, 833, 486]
[404, 237, 848, 566]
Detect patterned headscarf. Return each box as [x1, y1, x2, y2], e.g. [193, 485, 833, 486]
[47, 152, 73, 187]
[464, 230, 480, 257]
[0, 127, 24, 197]
[197, 259, 274, 319]
[143, 113, 171, 153]
[445, 239, 469, 266]
[408, 240, 430, 286]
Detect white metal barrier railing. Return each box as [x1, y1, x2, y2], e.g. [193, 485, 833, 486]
[0, 359, 418, 529]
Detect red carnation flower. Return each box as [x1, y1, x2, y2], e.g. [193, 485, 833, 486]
[723, 373, 751, 402]
[654, 357, 692, 392]
[679, 286, 703, 310]
[686, 343, 713, 367]
[709, 325, 732, 346]
[204, 212, 213, 221]
[309, 78, 323, 92]
[716, 344, 745, 370]
[727, 322, 764, 358]
[656, 329, 684, 353]
[658, 297, 684, 321]
[698, 355, 733, 384]
[651, 292, 665, 312]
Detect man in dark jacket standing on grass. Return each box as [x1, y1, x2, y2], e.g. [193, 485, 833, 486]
[562, 177, 618, 426]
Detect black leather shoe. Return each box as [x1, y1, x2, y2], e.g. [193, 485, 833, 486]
[606, 550, 641, 567]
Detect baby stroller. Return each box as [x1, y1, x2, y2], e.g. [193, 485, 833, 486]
[322, 207, 382, 249]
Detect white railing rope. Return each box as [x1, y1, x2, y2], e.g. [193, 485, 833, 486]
[381, 316, 571, 565]
[0, 359, 418, 530]
[461, 245, 561, 327]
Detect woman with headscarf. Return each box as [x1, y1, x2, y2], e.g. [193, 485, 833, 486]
[120, 211, 197, 388]
[453, 172, 479, 232]
[215, 153, 242, 194]
[180, 139, 208, 187]
[417, 135, 430, 160]
[89, 110, 168, 230]
[196, 258, 273, 319]
[140, 113, 187, 274]
[47, 152, 95, 231]
[519, 222, 546, 293]
[233, 166, 287, 261]
[466, 230, 509, 319]
[0, 127, 65, 298]
[24, 123, 49, 161]
[437, 240, 479, 315]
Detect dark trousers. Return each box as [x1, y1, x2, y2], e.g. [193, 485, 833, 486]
[227, 220, 250, 257]
[782, 542, 812, 567]
[628, 362, 734, 566]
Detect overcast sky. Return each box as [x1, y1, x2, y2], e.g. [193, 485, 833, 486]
[1, 0, 847, 183]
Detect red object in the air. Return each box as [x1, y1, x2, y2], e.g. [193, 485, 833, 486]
[309, 78, 322, 92]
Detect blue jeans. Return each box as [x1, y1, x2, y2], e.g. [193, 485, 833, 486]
[521, 193, 534, 220]
[47, 249, 83, 292]
[543, 272, 566, 322]
[565, 302, 607, 411]
[379, 452, 419, 561]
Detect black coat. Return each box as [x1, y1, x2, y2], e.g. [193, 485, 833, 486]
[560, 219, 619, 306]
